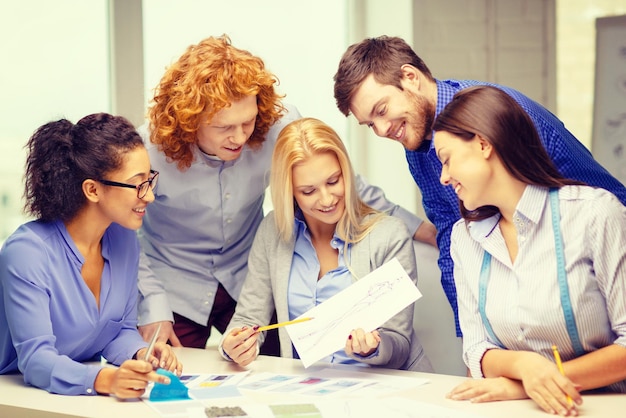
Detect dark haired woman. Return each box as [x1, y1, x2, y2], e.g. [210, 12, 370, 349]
[434, 86, 626, 416]
[0, 113, 181, 397]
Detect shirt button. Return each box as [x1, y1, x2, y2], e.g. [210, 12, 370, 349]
[207, 292, 213, 297]
[204, 301, 209, 305]
[86, 388, 93, 394]
[225, 193, 231, 199]
[226, 218, 232, 224]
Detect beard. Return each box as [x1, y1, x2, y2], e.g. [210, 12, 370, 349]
[404, 89, 436, 151]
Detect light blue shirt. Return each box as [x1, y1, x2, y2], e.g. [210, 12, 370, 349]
[451, 185, 626, 393]
[136, 104, 424, 326]
[0, 220, 147, 395]
[288, 211, 377, 366]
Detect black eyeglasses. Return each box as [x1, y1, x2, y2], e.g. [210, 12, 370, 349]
[98, 170, 159, 199]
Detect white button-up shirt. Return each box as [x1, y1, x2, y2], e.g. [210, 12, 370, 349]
[451, 185, 626, 393]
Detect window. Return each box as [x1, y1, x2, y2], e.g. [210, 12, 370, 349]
[0, 0, 109, 242]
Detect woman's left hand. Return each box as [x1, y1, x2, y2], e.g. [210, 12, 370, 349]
[447, 376, 528, 403]
[345, 328, 381, 357]
[137, 342, 183, 376]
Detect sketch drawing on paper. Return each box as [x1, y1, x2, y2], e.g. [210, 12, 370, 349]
[294, 275, 404, 352]
[286, 257, 422, 367]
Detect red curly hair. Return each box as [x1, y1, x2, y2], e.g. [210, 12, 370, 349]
[148, 34, 285, 170]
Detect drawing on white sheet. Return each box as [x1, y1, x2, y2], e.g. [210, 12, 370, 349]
[294, 275, 403, 353]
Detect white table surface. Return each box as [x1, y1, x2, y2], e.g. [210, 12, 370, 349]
[1, 347, 624, 417]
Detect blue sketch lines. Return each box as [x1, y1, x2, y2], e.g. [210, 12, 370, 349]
[294, 275, 403, 354]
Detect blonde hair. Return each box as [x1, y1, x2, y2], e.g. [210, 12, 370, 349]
[270, 117, 384, 242]
[148, 34, 284, 170]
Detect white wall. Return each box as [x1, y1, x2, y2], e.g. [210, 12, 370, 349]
[142, 0, 349, 139]
[557, 0, 626, 148]
[0, 0, 110, 240]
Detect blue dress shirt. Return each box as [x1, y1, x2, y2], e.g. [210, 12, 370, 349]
[288, 212, 375, 366]
[406, 79, 626, 336]
[0, 220, 147, 395]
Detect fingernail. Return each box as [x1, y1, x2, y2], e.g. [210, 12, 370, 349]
[348, 334, 352, 340]
[163, 377, 171, 385]
[241, 326, 248, 331]
[161, 361, 165, 368]
[253, 325, 260, 331]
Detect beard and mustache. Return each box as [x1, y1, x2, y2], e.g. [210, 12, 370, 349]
[402, 89, 436, 151]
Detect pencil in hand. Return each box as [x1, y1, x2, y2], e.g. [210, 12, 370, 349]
[551, 344, 573, 407]
[256, 317, 313, 332]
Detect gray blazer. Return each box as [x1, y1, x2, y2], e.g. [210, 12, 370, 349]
[221, 211, 432, 372]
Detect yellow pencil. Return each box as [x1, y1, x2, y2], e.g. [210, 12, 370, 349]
[257, 317, 313, 332]
[552, 344, 573, 406]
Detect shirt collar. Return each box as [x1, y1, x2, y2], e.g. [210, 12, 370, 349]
[467, 214, 500, 242]
[294, 207, 307, 231]
[423, 79, 463, 154]
[54, 220, 112, 263]
[466, 185, 549, 242]
[515, 184, 548, 224]
[294, 207, 344, 246]
[194, 145, 238, 168]
[435, 79, 461, 116]
[54, 220, 83, 264]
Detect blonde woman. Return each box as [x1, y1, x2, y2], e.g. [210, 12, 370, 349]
[220, 118, 432, 372]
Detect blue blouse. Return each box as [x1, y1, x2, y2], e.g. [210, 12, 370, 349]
[288, 212, 375, 366]
[0, 220, 147, 395]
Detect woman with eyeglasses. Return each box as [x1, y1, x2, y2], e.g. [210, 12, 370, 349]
[0, 113, 182, 397]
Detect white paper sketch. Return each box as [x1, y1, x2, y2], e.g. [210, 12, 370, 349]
[286, 257, 422, 367]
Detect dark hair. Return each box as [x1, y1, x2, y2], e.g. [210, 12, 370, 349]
[333, 35, 434, 116]
[24, 113, 144, 222]
[432, 85, 583, 221]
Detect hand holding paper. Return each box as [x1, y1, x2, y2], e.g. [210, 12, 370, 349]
[346, 329, 382, 357]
